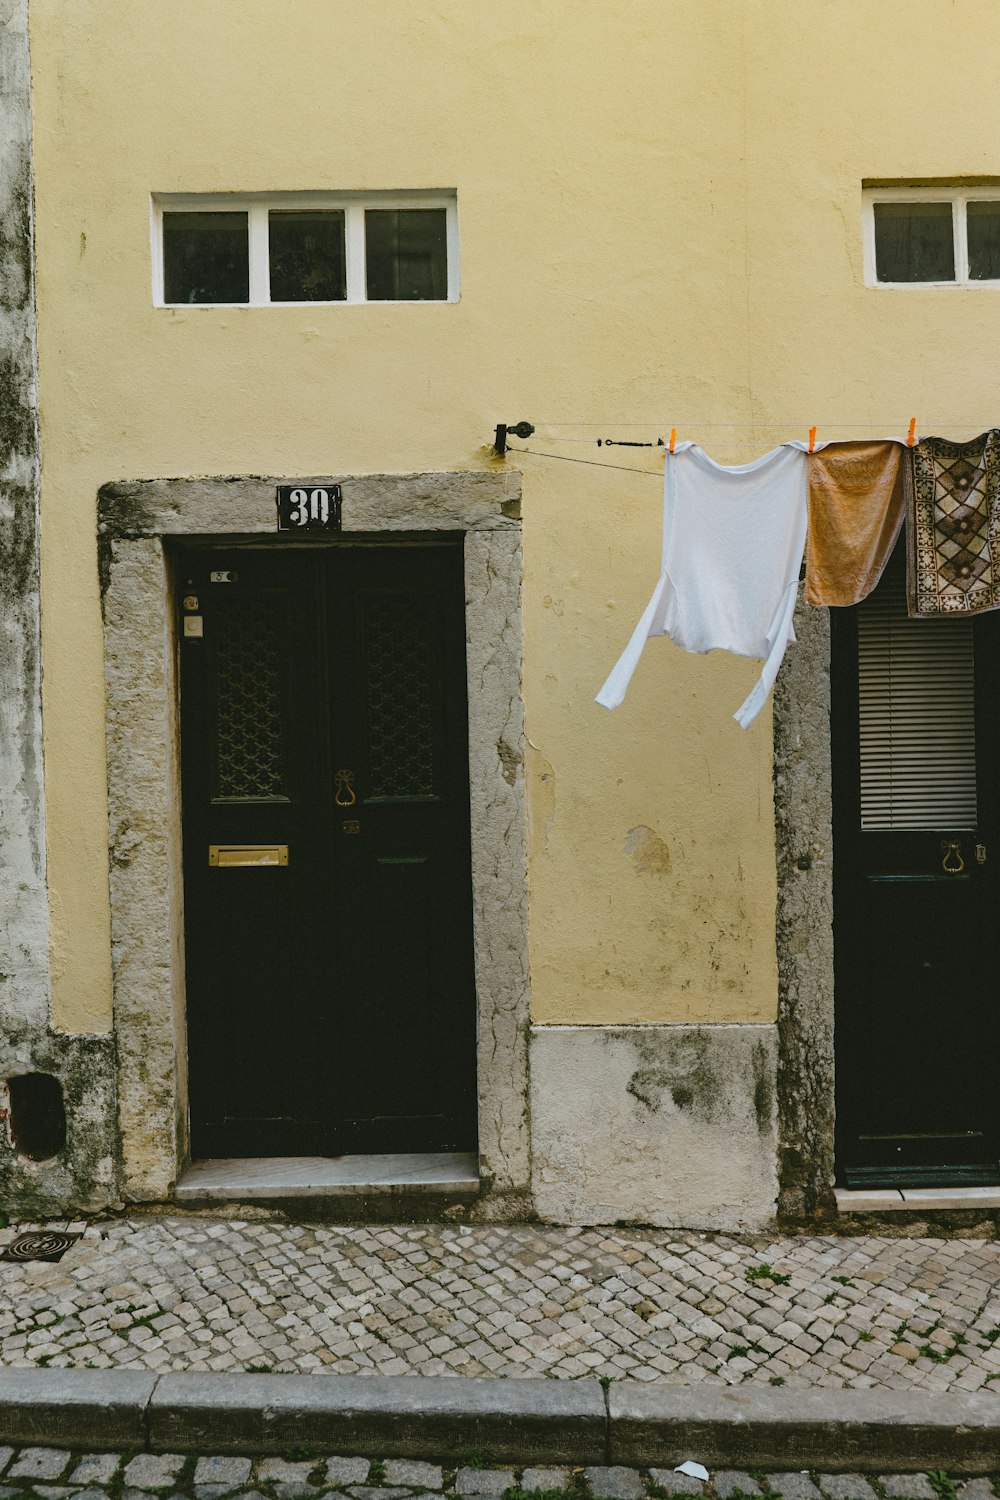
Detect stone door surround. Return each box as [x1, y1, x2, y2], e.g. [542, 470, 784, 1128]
[773, 601, 836, 1221]
[98, 471, 529, 1208]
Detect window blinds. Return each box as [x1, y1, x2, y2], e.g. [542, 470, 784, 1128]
[857, 563, 978, 830]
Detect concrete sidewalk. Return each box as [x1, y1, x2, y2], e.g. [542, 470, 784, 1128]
[2, 1215, 999, 1394]
[3, 1216, 1000, 1471]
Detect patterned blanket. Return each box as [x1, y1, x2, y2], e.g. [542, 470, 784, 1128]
[908, 429, 1000, 615]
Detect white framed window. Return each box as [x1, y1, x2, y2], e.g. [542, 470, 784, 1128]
[151, 191, 460, 307]
[863, 185, 1000, 287]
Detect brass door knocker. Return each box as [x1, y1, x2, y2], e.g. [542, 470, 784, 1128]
[941, 839, 965, 875]
[334, 769, 357, 807]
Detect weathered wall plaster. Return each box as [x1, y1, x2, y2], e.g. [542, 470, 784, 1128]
[99, 472, 530, 1207]
[0, 1026, 116, 1213]
[32, 0, 791, 1043]
[0, 0, 46, 1033]
[0, 0, 115, 1214]
[530, 1024, 779, 1231]
[773, 597, 837, 1222]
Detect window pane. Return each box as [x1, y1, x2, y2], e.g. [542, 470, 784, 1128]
[162, 212, 249, 303]
[365, 209, 448, 300]
[968, 200, 1000, 280]
[268, 211, 346, 301]
[873, 201, 954, 282]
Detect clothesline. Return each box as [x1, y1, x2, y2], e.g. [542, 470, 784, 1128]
[537, 432, 993, 448]
[506, 445, 662, 475]
[529, 420, 998, 429]
[507, 441, 906, 475]
[507, 425, 997, 475]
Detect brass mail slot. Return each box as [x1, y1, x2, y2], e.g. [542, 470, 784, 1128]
[209, 844, 289, 868]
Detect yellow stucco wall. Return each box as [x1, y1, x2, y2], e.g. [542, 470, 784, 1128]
[30, 0, 1000, 1035]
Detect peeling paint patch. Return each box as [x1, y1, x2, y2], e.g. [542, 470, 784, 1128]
[497, 735, 520, 787]
[625, 824, 672, 876]
[626, 1068, 669, 1112]
[752, 1037, 775, 1134]
[626, 1029, 722, 1124]
[526, 740, 556, 851]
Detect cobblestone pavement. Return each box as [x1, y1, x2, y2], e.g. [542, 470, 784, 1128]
[2, 1217, 1000, 1393]
[0, 1447, 995, 1500]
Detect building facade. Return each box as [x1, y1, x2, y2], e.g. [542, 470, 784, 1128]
[3, 0, 999, 1226]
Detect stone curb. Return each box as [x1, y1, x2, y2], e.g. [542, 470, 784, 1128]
[0, 1370, 999, 1472]
[0, 1370, 156, 1449]
[148, 1373, 606, 1462]
[608, 1382, 1000, 1470]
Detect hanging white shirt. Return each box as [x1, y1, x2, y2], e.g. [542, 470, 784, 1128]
[596, 443, 810, 728]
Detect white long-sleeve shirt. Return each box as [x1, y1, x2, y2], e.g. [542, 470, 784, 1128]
[596, 443, 809, 728]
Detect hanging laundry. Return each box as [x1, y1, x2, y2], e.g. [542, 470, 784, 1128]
[596, 444, 808, 728]
[907, 430, 1000, 615]
[805, 440, 907, 606]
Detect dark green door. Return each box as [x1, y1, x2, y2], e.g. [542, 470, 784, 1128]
[179, 543, 478, 1159]
[832, 547, 1000, 1187]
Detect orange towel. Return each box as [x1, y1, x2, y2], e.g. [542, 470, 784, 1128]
[806, 441, 907, 607]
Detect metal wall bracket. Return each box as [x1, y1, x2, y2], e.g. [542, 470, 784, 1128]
[493, 421, 534, 456]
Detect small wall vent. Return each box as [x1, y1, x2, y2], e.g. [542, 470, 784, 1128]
[7, 1072, 67, 1161]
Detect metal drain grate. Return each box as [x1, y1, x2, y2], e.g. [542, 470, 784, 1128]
[1, 1230, 81, 1263]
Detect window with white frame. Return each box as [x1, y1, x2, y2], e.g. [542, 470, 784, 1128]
[864, 186, 1000, 286]
[153, 192, 459, 306]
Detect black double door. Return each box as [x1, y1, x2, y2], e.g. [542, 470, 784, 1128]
[832, 548, 1000, 1187]
[180, 543, 478, 1160]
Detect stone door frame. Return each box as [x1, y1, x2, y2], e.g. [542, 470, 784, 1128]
[773, 601, 837, 1221]
[98, 471, 530, 1207]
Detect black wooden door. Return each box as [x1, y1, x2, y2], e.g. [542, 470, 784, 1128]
[180, 543, 478, 1159]
[832, 548, 1000, 1187]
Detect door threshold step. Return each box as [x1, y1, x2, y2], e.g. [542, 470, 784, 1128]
[836, 1185, 1000, 1212]
[174, 1152, 480, 1201]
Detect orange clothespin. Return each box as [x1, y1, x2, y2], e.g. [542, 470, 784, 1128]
[808, 426, 817, 454]
[907, 417, 917, 447]
[668, 428, 676, 454]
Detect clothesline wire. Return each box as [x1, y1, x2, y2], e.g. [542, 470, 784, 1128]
[506, 444, 664, 476]
[539, 431, 985, 444]
[529, 420, 996, 428]
[509, 424, 997, 475]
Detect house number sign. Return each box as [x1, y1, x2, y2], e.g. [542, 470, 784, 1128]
[276, 484, 343, 531]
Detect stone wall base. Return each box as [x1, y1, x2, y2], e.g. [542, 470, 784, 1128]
[529, 1023, 779, 1231]
[0, 1027, 117, 1215]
